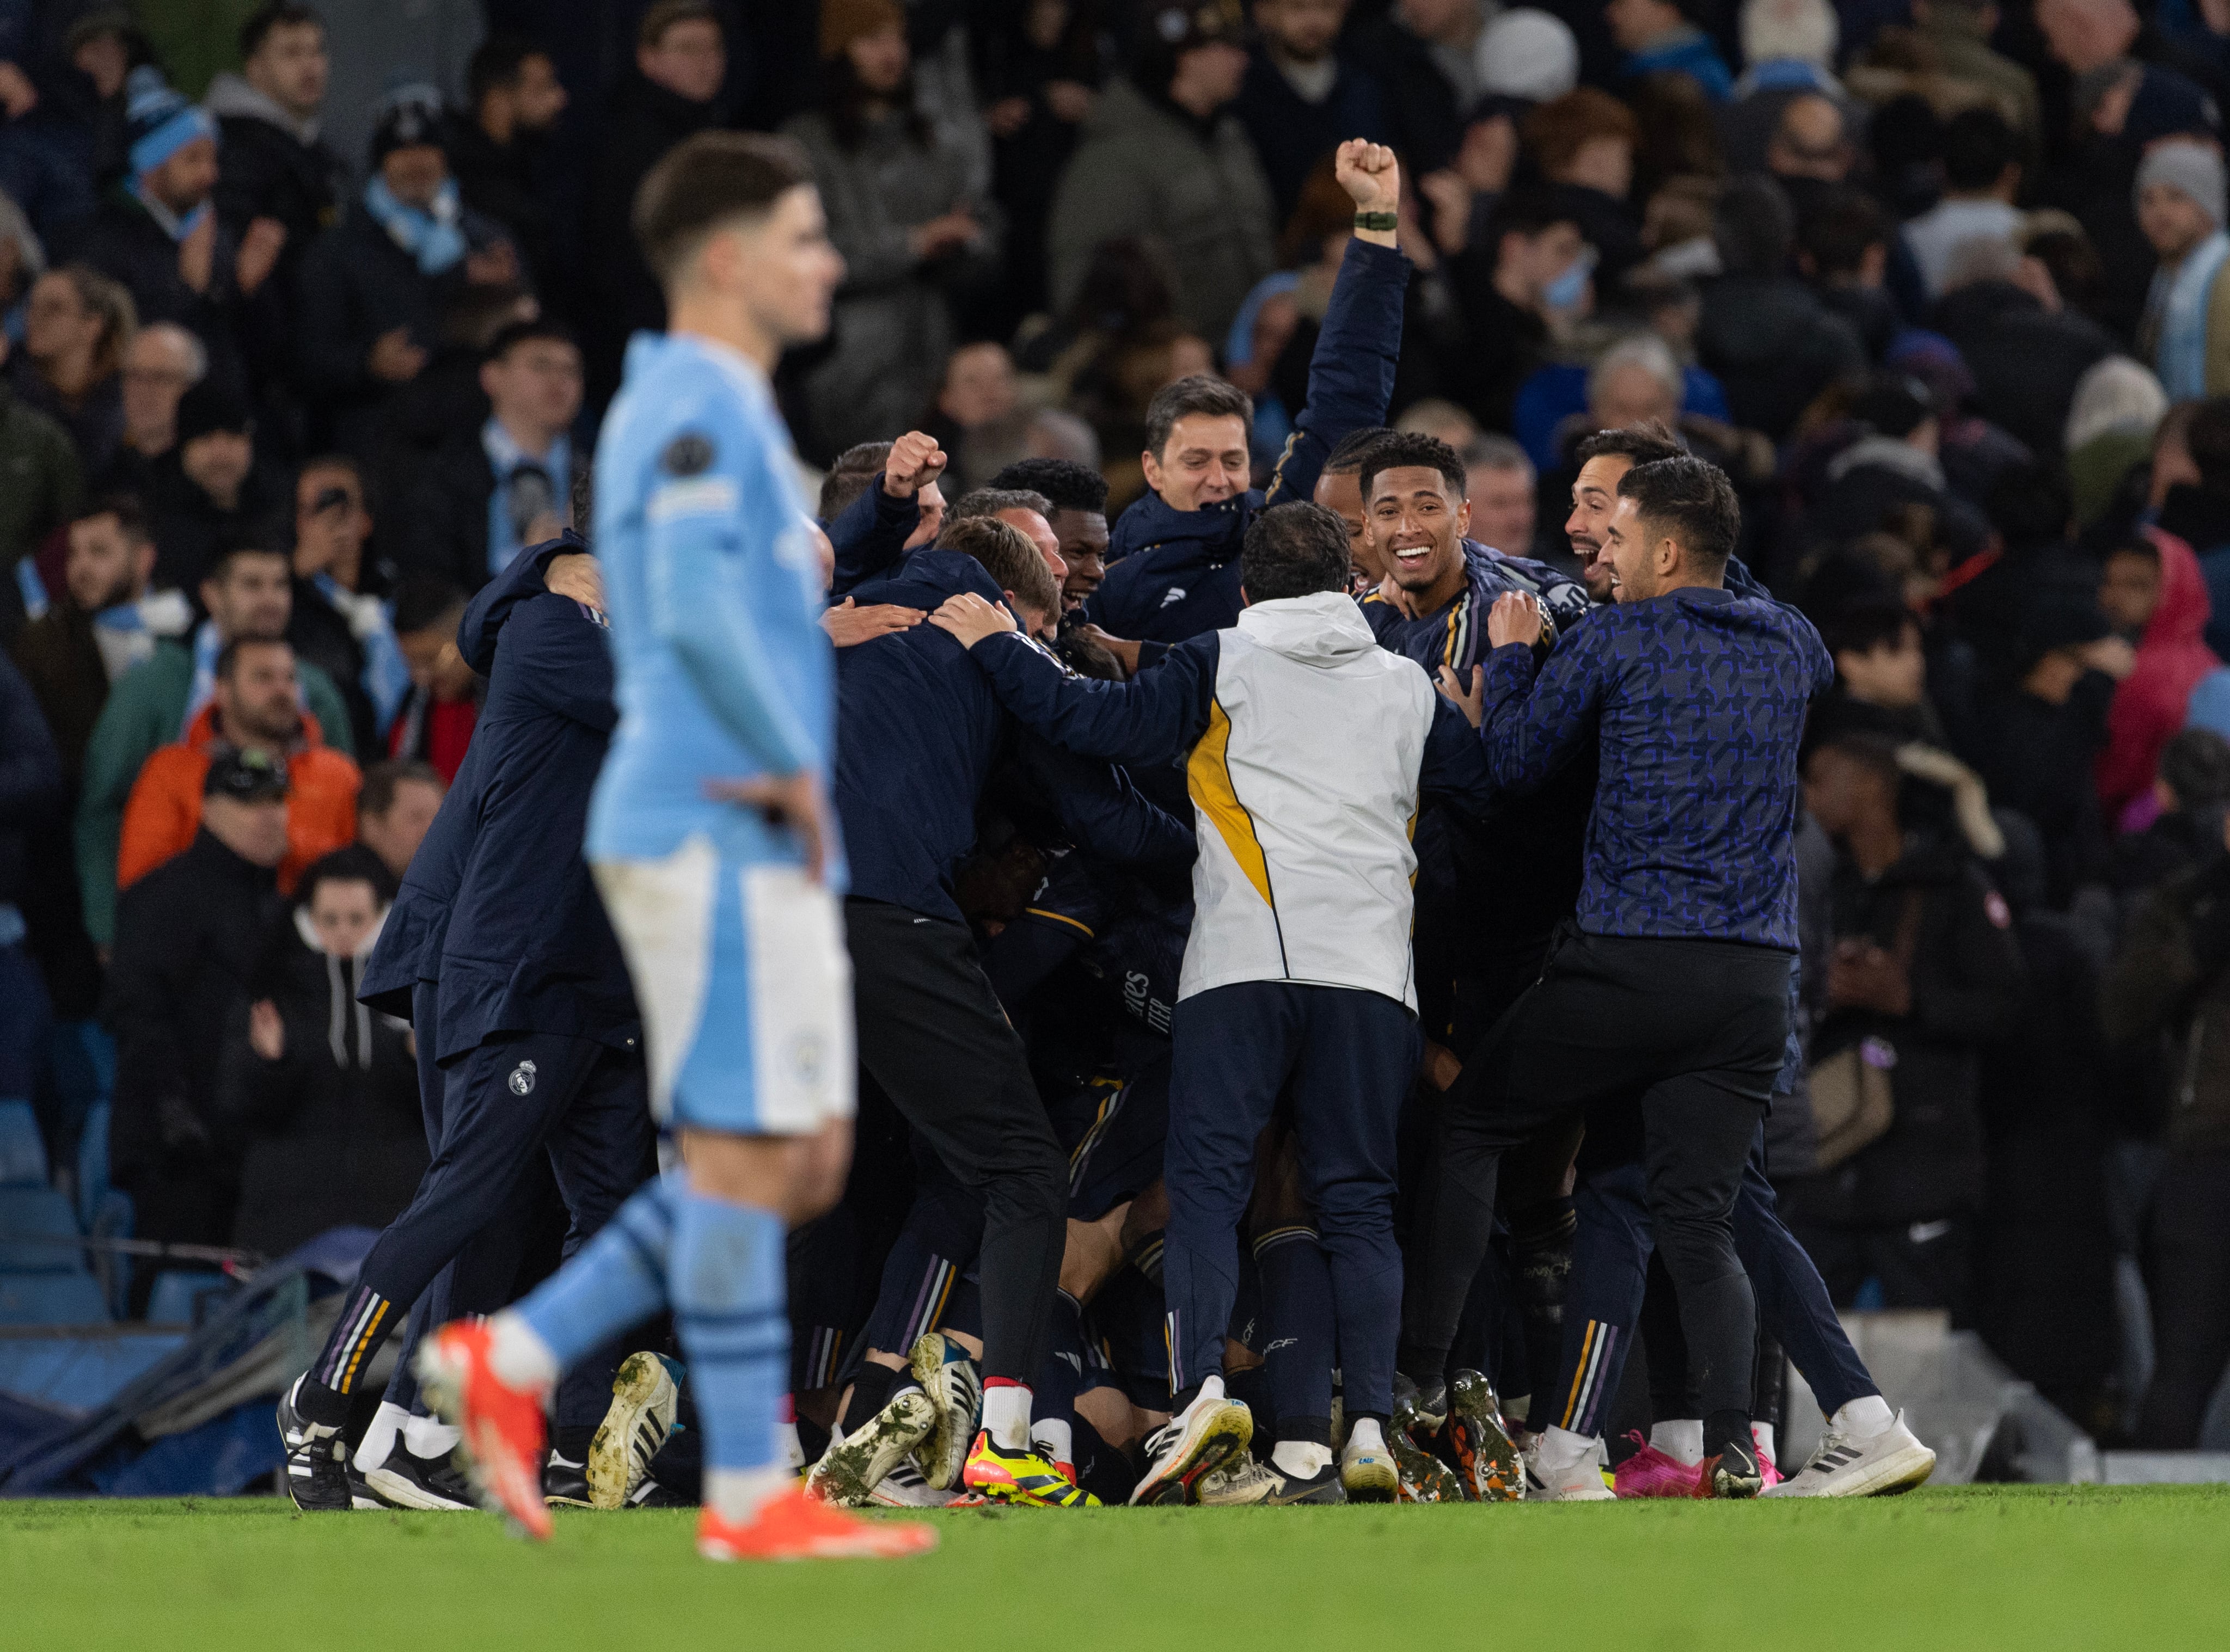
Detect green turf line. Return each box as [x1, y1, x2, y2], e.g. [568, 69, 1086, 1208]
[5, 1484, 2225, 1652]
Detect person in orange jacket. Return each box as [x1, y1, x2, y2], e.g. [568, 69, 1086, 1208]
[118, 635, 362, 894]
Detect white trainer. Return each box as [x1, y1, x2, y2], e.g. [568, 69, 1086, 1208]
[1763, 1412, 1937, 1499]
[1523, 1434, 1616, 1501]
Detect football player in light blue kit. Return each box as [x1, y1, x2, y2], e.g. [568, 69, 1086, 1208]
[418, 132, 935, 1563]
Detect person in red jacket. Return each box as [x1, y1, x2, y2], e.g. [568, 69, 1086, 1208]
[2099, 529, 2221, 830]
[118, 635, 360, 894]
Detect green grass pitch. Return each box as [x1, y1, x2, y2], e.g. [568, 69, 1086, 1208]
[5, 1485, 2225, 1650]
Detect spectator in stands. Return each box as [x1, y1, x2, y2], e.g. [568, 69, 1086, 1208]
[290, 455, 405, 754]
[583, 0, 729, 399]
[66, 68, 277, 391]
[103, 321, 203, 495]
[296, 83, 517, 456]
[1903, 109, 2024, 302]
[103, 746, 290, 1286]
[1606, 0, 1733, 102]
[1787, 732, 2026, 1321]
[205, 1, 345, 317]
[1235, 0, 1392, 223]
[1463, 433, 1536, 554]
[2109, 724, 2230, 893]
[8, 263, 132, 475]
[1808, 373, 1989, 567]
[1523, 89, 1644, 288]
[9, 495, 183, 792]
[1933, 237, 2117, 462]
[1972, 597, 2128, 906]
[76, 543, 353, 947]
[142, 379, 289, 593]
[1821, 598, 1945, 746]
[1698, 175, 1864, 442]
[1048, 3, 1273, 345]
[972, 0, 1107, 322]
[218, 843, 424, 1256]
[922, 341, 1025, 492]
[446, 34, 569, 306]
[1448, 191, 1587, 433]
[1351, 0, 1486, 171]
[1909, 0, 2039, 158]
[1762, 91, 1855, 236]
[0, 652, 61, 1101]
[2135, 140, 2230, 401]
[387, 575, 476, 781]
[2096, 532, 2219, 827]
[0, 329, 84, 638]
[1799, 189, 1898, 363]
[785, 0, 1004, 456]
[355, 756, 443, 880]
[117, 634, 359, 894]
[391, 318, 582, 592]
[2102, 813, 2230, 1445]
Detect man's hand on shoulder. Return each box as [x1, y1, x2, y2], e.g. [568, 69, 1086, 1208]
[1436, 664, 1484, 728]
[822, 598, 925, 647]
[882, 431, 948, 501]
[928, 592, 1019, 650]
[1079, 624, 1141, 675]
[545, 552, 603, 608]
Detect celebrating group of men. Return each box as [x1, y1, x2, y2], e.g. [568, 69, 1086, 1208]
[274, 127, 1935, 1562]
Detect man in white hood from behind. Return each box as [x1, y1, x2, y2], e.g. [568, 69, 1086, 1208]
[930, 499, 1498, 1507]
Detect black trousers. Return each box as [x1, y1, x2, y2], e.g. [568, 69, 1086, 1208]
[846, 899, 1066, 1386]
[2138, 1150, 2230, 1448]
[338, 1025, 656, 1429]
[1403, 927, 1788, 1424]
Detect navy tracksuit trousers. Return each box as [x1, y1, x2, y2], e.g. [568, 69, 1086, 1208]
[1162, 981, 1420, 1421]
[1557, 1129, 1878, 1437]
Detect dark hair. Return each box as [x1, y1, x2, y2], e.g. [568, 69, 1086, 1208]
[240, 1, 320, 60]
[1485, 188, 1582, 253]
[2161, 727, 2230, 808]
[1941, 107, 2019, 193]
[818, 440, 895, 519]
[482, 316, 578, 365]
[823, 43, 928, 152]
[2189, 398, 2230, 494]
[949, 487, 1053, 523]
[207, 542, 287, 584]
[1574, 420, 1684, 470]
[359, 758, 443, 821]
[391, 573, 467, 636]
[989, 457, 1108, 514]
[297, 843, 398, 911]
[215, 633, 291, 680]
[1809, 729, 1906, 788]
[639, 0, 719, 50]
[633, 131, 814, 286]
[1359, 431, 1468, 501]
[1713, 175, 1795, 278]
[1616, 455, 1741, 567]
[1800, 189, 1886, 278]
[467, 32, 549, 106]
[1143, 374, 1253, 461]
[936, 516, 1060, 618]
[1321, 426, 1395, 477]
[1823, 598, 1918, 659]
[76, 492, 151, 544]
[1240, 502, 1350, 601]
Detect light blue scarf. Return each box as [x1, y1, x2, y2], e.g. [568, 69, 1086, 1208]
[363, 175, 468, 277]
[311, 574, 413, 737]
[2152, 229, 2230, 401]
[482, 417, 569, 577]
